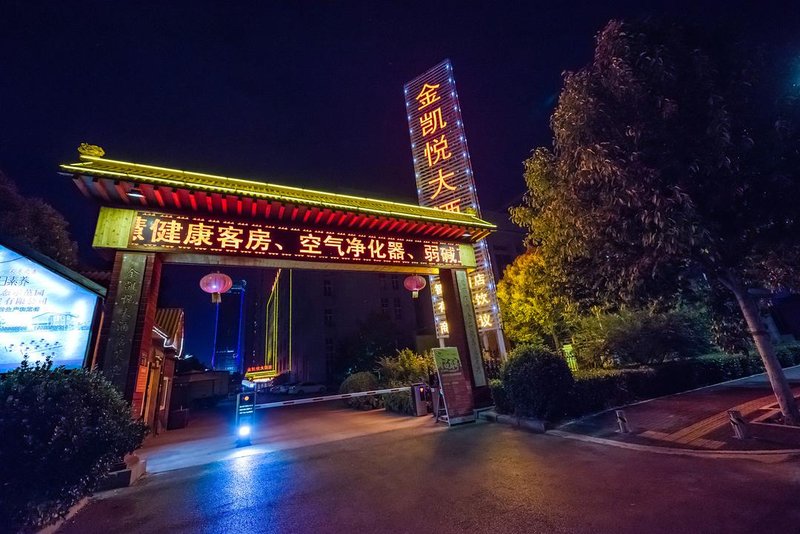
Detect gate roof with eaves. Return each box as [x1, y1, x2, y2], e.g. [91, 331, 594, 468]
[60, 150, 495, 243]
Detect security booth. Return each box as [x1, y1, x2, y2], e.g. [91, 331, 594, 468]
[410, 383, 428, 416]
[0, 238, 105, 374]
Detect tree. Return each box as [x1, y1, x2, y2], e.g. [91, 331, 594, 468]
[512, 20, 800, 423]
[496, 249, 576, 349]
[0, 170, 78, 267]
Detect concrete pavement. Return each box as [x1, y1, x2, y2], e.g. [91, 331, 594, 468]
[61, 410, 800, 534]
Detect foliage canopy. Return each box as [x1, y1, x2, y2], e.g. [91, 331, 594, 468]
[510, 18, 800, 422]
[0, 170, 79, 267]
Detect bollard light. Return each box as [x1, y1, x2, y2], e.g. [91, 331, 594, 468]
[235, 391, 256, 446]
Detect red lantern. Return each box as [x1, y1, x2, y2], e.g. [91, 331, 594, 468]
[404, 274, 427, 299]
[200, 272, 233, 303]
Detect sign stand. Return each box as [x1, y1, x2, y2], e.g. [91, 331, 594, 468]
[431, 347, 475, 425]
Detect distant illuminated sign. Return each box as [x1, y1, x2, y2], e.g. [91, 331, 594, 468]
[0, 244, 98, 372]
[95, 208, 474, 271]
[245, 365, 277, 381]
[404, 59, 501, 336]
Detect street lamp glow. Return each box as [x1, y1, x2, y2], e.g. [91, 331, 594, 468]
[238, 424, 251, 438]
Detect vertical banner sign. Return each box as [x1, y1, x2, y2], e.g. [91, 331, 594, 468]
[432, 347, 475, 425]
[404, 60, 502, 343]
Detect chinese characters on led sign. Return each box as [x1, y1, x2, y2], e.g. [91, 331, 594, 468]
[124, 211, 467, 269]
[404, 60, 501, 337]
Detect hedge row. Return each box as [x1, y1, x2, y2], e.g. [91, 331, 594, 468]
[492, 344, 800, 420]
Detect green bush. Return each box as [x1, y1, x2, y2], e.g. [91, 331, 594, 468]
[339, 371, 382, 410]
[383, 381, 414, 414]
[0, 359, 146, 531]
[775, 343, 800, 367]
[377, 348, 434, 385]
[374, 349, 434, 415]
[503, 345, 574, 421]
[648, 353, 765, 396]
[489, 379, 512, 414]
[572, 307, 710, 368]
[564, 353, 774, 417]
[567, 368, 654, 416]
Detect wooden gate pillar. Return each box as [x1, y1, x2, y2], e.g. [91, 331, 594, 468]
[439, 268, 490, 405]
[98, 251, 162, 406]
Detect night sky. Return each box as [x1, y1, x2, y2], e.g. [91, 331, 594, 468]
[1, 2, 796, 362]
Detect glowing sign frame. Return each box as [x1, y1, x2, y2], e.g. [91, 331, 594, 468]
[404, 59, 502, 337]
[93, 207, 476, 273]
[0, 243, 100, 372]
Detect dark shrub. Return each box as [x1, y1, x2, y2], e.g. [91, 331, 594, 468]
[503, 345, 574, 421]
[562, 352, 783, 419]
[489, 379, 512, 414]
[376, 349, 435, 415]
[383, 385, 413, 414]
[339, 371, 383, 410]
[572, 307, 710, 368]
[775, 343, 800, 367]
[0, 359, 146, 531]
[566, 368, 656, 416]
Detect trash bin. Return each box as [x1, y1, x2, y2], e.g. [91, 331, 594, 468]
[410, 383, 428, 417]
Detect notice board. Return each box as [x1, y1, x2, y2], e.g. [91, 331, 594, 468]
[432, 347, 475, 425]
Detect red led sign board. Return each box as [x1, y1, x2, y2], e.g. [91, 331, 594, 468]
[404, 60, 502, 337]
[94, 208, 474, 271]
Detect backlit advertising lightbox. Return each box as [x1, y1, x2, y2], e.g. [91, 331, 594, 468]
[0, 244, 99, 372]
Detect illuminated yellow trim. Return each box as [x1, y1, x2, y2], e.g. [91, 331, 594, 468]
[60, 154, 495, 230]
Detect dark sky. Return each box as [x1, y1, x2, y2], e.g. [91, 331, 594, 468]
[2, 1, 797, 266]
[2, 1, 797, 364]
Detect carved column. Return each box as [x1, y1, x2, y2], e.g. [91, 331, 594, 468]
[99, 252, 162, 405]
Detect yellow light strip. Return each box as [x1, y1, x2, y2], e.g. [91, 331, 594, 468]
[60, 156, 496, 229]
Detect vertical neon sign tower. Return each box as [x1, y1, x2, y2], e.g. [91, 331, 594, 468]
[404, 59, 505, 357]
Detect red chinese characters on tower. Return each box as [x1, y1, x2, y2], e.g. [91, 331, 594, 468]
[413, 83, 460, 212]
[405, 60, 504, 338]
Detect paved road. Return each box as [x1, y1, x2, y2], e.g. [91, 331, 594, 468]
[139, 402, 440, 473]
[61, 405, 800, 534]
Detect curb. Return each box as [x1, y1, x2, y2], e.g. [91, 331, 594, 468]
[480, 409, 800, 459]
[478, 410, 545, 433]
[37, 497, 89, 534]
[547, 429, 800, 460]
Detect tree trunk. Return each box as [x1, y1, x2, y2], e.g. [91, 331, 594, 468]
[551, 331, 561, 352]
[722, 275, 800, 426]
